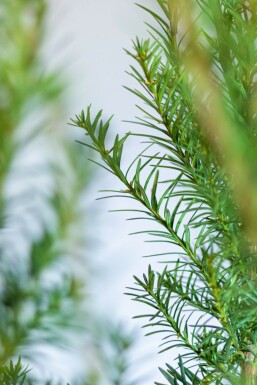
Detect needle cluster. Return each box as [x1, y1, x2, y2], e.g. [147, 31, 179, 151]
[73, 1, 257, 384]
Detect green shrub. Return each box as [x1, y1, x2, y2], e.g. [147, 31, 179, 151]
[73, 1, 257, 385]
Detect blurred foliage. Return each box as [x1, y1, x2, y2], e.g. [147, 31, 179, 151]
[0, 0, 135, 384]
[0, 357, 30, 385]
[73, 1, 257, 385]
[0, 0, 86, 371]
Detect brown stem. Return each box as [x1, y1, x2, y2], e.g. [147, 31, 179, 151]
[242, 350, 257, 385]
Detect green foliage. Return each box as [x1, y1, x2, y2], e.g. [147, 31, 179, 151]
[0, 357, 30, 385]
[0, 0, 87, 372]
[85, 322, 135, 385]
[0, 1, 136, 385]
[0, 0, 60, 222]
[73, 1, 257, 385]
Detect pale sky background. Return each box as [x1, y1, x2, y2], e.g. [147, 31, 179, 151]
[43, 1, 178, 384]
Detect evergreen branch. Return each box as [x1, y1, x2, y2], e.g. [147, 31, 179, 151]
[74, 0, 257, 384]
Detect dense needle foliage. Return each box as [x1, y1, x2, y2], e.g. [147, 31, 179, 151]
[73, 1, 257, 385]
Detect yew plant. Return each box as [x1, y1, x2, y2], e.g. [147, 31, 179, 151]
[73, 1, 257, 385]
[0, 1, 134, 384]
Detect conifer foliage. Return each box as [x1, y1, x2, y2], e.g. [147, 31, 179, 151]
[0, 0, 88, 381]
[0, 1, 134, 384]
[73, 1, 257, 385]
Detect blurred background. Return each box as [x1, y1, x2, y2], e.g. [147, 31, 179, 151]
[0, 1, 176, 384]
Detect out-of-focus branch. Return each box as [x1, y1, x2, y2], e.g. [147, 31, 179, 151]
[172, 0, 257, 246]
